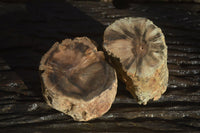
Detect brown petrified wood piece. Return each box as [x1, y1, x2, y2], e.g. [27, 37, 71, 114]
[103, 17, 168, 105]
[39, 37, 117, 121]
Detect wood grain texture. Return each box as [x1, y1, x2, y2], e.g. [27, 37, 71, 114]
[103, 17, 168, 105]
[0, 1, 200, 132]
[39, 37, 117, 121]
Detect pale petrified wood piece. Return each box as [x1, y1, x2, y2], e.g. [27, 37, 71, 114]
[103, 17, 168, 105]
[39, 37, 117, 121]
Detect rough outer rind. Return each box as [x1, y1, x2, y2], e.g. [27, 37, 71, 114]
[42, 76, 117, 121]
[39, 37, 117, 121]
[103, 17, 168, 105]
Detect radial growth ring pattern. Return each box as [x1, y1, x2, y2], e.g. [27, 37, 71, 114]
[104, 17, 167, 78]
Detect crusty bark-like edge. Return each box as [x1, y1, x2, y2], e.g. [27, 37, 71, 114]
[103, 47, 168, 105]
[128, 62, 169, 105]
[39, 37, 118, 121]
[42, 73, 117, 121]
[103, 17, 168, 105]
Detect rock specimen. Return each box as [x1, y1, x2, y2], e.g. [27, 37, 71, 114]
[103, 17, 168, 105]
[39, 37, 117, 121]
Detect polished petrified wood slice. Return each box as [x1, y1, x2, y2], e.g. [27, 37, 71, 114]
[39, 37, 117, 121]
[103, 17, 168, 105]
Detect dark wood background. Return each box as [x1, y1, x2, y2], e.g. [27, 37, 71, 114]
[0, 0, 200, 132]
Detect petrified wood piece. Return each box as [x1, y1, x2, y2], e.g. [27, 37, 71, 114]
[103, 17, 168, 105]
[39, 37, 117, 121]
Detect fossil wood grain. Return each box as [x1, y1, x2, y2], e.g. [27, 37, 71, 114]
[39, 37, 117, 121]
[103, 17, 168, 105]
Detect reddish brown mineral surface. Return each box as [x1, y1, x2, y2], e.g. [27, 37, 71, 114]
[39, 37, 117, 121]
